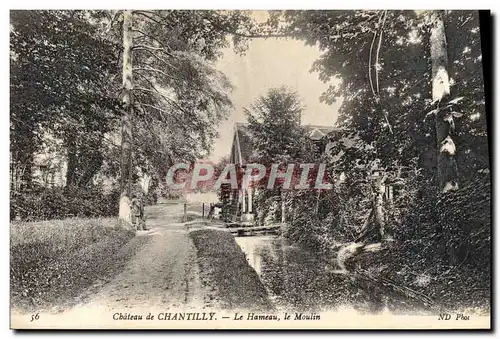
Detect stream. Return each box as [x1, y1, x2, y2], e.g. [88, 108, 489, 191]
[235, 235, 433, 315]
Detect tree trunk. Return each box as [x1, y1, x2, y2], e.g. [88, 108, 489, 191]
[13, 123, 36, 191]
[65, 133, 78, 189]
[140, 174, 151, 195]
[281, 191, 286, 223]
[19, 156, 33, 190]
[355, 174, 386, 243]
[430, 11, 459, 193]
[118, 10, 134, 224]
[430, 11, 460, 265]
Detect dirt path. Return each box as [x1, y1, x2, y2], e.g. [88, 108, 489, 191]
[86, 203, 206, 310]
[11, 203, 211, 329]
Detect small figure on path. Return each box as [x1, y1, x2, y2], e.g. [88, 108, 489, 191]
[207, 202, 223, 220]
[130, 193, 147, 231]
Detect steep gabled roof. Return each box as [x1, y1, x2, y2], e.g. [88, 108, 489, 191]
[231, 123, 253, 165]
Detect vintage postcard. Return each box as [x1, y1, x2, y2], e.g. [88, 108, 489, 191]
[10, 9, 491, 330]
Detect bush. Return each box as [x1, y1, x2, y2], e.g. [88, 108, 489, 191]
[276, 167, 491, 311]
[10, 187, 119, 221]
[375, 174, 492, 311]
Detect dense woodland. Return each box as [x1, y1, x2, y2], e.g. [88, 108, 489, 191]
[11, 10, 249, 219]
[10, 10, 491, 310]
[245, 10, 490, 310]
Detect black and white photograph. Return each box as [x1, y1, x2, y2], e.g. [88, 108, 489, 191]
[9, 9, 491, 329]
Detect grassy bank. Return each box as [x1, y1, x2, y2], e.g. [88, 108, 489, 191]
[10, 218, 149, 312]
[189, 228, 273, 311]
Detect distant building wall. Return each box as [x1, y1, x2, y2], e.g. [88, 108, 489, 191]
[32, 153, 67, 188]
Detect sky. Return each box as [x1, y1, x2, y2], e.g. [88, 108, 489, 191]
[209, 33, 342, 162]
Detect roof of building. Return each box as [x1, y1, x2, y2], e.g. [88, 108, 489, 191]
[233, 123, 253, 164]
[231, 122, 339, 164]
[304, 124, 340, 140]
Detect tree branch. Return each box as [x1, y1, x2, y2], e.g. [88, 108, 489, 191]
[133, 47, 179, 69]
[133, 10, 167, 26]
[204, 16, 299, 39]
[133, 44, 176, 59]
[368, 29, 377, 97]
[375, 10, 388, 95]
[135, 102, 171, 122]
[133, 66, 182, 82]
[133, 44, 168, 52]
[232, 32, 299, 39]
[134, 87, 190, 117]
[131, 28, 170, 49]
[105, 10, 120, 33]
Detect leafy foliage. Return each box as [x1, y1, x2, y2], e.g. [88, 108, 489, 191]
[10, 10, 256, 218]
[10, 10, 119, 190]
[244, 87, 319, 225]
[125, 10, 254, 178]
[245, 87, 314, 164]
[10, 187, 120, 221]
[261, 10, 491, 309]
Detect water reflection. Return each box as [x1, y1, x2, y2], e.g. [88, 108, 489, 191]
[235, 235, 432, 314]
[234, 235, 272, 276]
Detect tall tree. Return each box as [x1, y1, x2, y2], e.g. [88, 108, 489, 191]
[278, 9, 488, 187]
[10, 10, 119, 191]
[245, 87, 317, 224]
[118, 10, 135, 222]
[270, 10, 489, 256]
[429, 11, 460, 192]
[245, 87, 311, 165]
[108, 10, 256, 222]
[10, 10, 251, 220]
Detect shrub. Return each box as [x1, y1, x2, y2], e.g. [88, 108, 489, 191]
[377, 174, 491, 311]
[10, 187, 119, 221]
